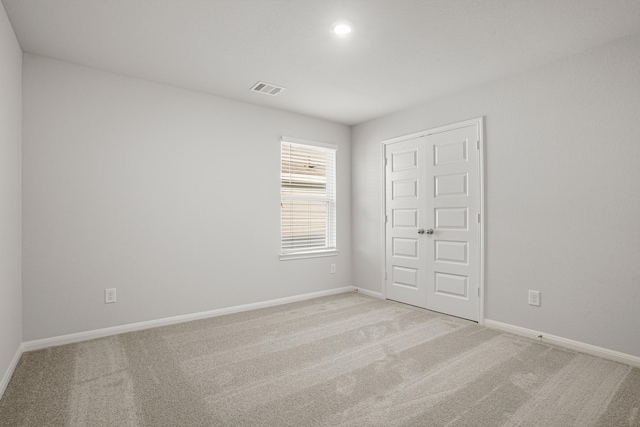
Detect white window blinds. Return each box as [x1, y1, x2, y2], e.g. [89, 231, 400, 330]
[281, 139, 336, 255]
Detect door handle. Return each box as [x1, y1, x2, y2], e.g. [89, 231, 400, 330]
[418, 228, 434, 235]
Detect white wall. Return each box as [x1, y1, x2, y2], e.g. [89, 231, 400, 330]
[22, 55, 351, 341]
[352, 34, 640, 357]
[0, 1, 22, 388]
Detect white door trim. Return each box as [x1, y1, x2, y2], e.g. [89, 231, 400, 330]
[381, 117, 485, 324]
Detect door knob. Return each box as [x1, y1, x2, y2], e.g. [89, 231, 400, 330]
[418, 228, 434, 235]
[426, 229, 434, 235]
[418, 228, 425, 234]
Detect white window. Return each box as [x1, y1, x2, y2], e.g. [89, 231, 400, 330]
[280, 138, 337, 259]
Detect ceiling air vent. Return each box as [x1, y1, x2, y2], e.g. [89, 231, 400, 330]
[250, 81, 285, 96]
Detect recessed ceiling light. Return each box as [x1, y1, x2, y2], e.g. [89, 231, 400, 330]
[332, 21, 354, 36]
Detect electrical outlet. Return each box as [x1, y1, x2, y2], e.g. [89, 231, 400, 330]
[330, 264, 336, 274]
[105, 288, 116, 304]
[528, 290, 540, 307]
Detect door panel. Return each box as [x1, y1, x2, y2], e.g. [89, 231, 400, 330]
[433, 138, 468, 165]
[391, 150, 418, 171]
[392, 179, 418, 198]
[425, 124, 480, 321]
[392, 266, 419, 288]
[385, 136, 427, 308]
[435, 240, 468, 264]
[435, 173, 467, 197]
[393, 238, 418, 258]
[435, 207, 468, 230]
[392, 209, 417, 227]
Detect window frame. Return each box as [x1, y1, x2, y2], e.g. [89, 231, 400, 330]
[279, 136, 338, 260]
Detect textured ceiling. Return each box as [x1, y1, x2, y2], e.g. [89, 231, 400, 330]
[3, 0, 640, 125]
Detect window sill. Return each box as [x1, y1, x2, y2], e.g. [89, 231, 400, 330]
[279, 250, 339, 261]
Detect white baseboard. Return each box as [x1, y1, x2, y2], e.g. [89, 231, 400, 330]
[1, 343, 24, 399]
[484, 319, 640, 369]
[354, 287, 383, 299]
[23, 286, 355, 352]
[14, 292, 640, 387]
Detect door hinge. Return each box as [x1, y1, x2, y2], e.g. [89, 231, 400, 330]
[478, 287, 480, 297]
[385, 214, 388, 223]
[385, 157, 388, 166]
[477, 213, 480, 223]
[385, 271, 387, 280]
[476, 140, 480, 150]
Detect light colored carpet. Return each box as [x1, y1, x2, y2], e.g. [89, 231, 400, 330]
[1, 292, 639, 426]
